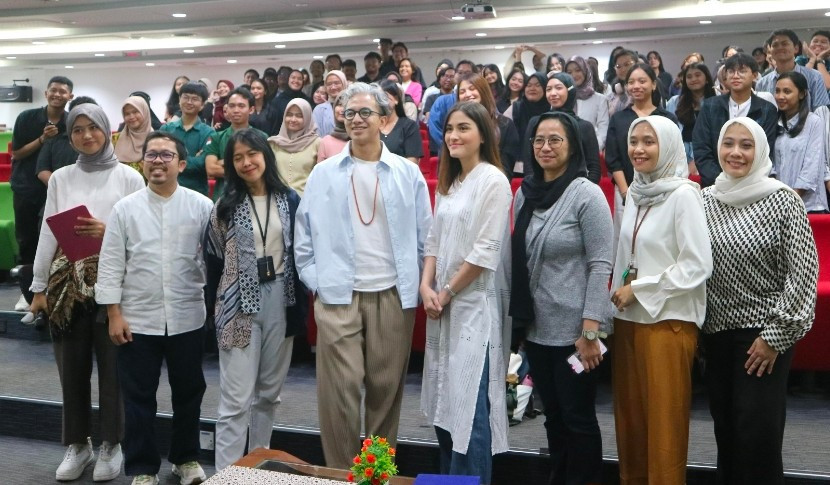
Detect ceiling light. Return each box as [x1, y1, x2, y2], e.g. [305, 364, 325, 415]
[584, 26, 597, 32]
[451, 15, 465, 20]
[94, 53, 105, 57]
[145, 62, 155, 66]
[275, 44, 286, 49]
[699, 19, 712, 24]
[172, 13, 186, 18]
[65, 65, 73, 69]
[227, 59, 237, 64]
[475, 32, 487, 37]
[313, 55, 324, 59]
[494, 45, 505, 49]
[372, 38, 380, 43]
[593, 40, 603, 44]
[6, 56, 16, 59]
[32, 41, 46, 45]
[825, 11, 830, 16]
[183, 49, 194, 53]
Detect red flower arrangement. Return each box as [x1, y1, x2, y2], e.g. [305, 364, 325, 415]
[348, 436, 398, 484]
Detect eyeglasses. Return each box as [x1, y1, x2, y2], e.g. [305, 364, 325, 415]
[615, 60, 635, 70]
[143, 151, 178, 163]
[344, 108, 383, 120]
[179, 94, 202, 104]
[726, 69, 751, 78]
[532, 136, 565, 149]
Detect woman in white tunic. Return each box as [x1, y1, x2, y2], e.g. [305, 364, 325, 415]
[420, 101, 512, 484]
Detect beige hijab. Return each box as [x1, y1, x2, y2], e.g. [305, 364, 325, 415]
[710, 117, 794, 208]
[114, 96, 152, 162]
[269, 98, 319, 153]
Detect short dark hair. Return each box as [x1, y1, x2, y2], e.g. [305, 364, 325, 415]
[364, 51, 382, 62]
[263, 67, 278, 77]
[392, 42, 408, 52]
[379, 80, 406, 118]
[379, 38, 393, 45]
[142, 130, 187, 161]
[342, 59, 357, 68]
[179, 81, 209, 102]
[813, 30, 830, 43]
[456, 59, 478, 73]
[68, 96, 97, 110]
[766, 29, 800, 52]
[244, 68, 260, 79]
[325, 54, 342, 63]
[47, 76, 73, 92]
[615, 49, 639, 64]
[724, 53, 760, 73]
[228, 86, 254, 107]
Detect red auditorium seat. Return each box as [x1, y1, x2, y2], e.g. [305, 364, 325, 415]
[208, 179, 216, 199]
[689, 174, 701, 184]
[420, 156, 438, 180]
[599, 151, 607, 178]
[599, 177, 614, 214]
[0, 153, 10, 164]
[0, 164, 9, 182]
[792, 215, 830, 371]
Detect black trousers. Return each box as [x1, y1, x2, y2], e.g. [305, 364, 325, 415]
[703, 329, 794, 485]
[525, 341, 603, 485]
[12, 190, 45, 265]
[117, 327, 206, 476]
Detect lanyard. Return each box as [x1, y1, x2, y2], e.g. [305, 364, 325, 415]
[629, 205, 651, 265]
[248, 192, 270, 256]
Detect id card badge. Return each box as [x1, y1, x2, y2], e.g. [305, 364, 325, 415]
[623, 265, 637, 285]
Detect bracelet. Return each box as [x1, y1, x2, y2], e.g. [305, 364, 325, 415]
[443, 283, 457, 298]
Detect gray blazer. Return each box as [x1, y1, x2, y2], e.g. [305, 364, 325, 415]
[514, 178, 615, 346]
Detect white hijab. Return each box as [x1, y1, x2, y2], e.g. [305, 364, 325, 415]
[627, 116, 698, 207]
[710, 117, 794, 208]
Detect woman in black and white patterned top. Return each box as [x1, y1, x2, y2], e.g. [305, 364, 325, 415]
[702, 116, 818, 485]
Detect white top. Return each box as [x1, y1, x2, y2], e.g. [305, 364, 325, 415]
[351, 157, 397, 291]
[31, 163, 145, 293]
[251, 194, 285, 274]
[610, 184, 713, 327]
[95, 186, 214, 336]
[575, 92, 610, 150]
[421, 162, 512, 455]
[773, 113, 829, 212]
[728, 97, 751, 119]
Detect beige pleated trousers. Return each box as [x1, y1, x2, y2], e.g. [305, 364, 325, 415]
[314, 288, 415, 468]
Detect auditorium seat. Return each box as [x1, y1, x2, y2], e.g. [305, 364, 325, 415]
[792, 215, 830, 371]
[0, 152, 10, 165]
[0, 182, 18, 270]
[420, 156, 438, 180]
[599, 177, 614, 214]
[208, 179, 216, 199]
[599, 151, 607, 178]
[0, 164, 10, 182]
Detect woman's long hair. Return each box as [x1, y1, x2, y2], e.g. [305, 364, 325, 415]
[456, 72, 502, 143]
[626, 63, 663, 107]
[499, 69, 527, 105]
[675, 62, 716, 126]
[483, 64, 506, 99]
[165, 75, 189, 117]
[777, 71, 810, 138]
[437, 102, 501, 195]
[216, 129, 290, 223]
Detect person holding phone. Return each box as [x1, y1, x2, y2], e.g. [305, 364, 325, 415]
[29, 103, 144, 481]
[510, 111, 614, 484]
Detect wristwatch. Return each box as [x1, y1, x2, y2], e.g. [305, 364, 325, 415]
[581, 329, 608, 341]
[442, 284, 457, 298]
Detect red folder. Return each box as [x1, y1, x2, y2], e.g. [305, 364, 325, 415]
[45, 205, 103, 262]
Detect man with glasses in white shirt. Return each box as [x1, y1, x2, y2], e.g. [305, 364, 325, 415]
[96, 131, 214, 485]
[295, 82, 432, 469]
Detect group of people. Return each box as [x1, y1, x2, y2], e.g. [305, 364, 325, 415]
[6, 27, 825, 485]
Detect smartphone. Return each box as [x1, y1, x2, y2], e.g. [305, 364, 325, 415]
[568, 340, 608, 374]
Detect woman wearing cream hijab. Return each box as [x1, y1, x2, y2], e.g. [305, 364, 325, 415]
[268, 98, 320, 197]
[702, 117, 818, 485]
[610, 115, 712, 485]
[114, 96, 153, 172]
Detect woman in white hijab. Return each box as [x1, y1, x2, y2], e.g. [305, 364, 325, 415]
[701, 117, 818, 485]
[609, 115, 713, 485]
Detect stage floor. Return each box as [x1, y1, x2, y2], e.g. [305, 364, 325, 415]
[1, 335, 828, 478]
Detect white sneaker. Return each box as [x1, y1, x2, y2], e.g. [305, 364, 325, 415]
[131, 475, 159, 485]
[20, 312, 35, 325]
[93, 441, 122, 481]
[55, 438, 94, 481]
[14, 294, 29, 312]
[172, 461, 207, 485]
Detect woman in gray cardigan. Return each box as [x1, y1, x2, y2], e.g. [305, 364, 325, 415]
[510, 111, 614, 484]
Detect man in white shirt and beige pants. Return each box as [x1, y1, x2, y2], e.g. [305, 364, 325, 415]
[96, 131, 213, 485]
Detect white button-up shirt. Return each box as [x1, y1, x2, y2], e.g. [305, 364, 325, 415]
[95, 186, 214, 336]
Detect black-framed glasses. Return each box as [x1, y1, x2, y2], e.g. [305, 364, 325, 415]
[532, 136, 565, 149]
[344, 108, 383, 120]
[143, 151, 178, 163]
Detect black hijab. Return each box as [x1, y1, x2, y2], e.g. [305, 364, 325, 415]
[511, 72, 549, 143]
[547, 72, 577, 117]
[509, 112, 588, 324]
